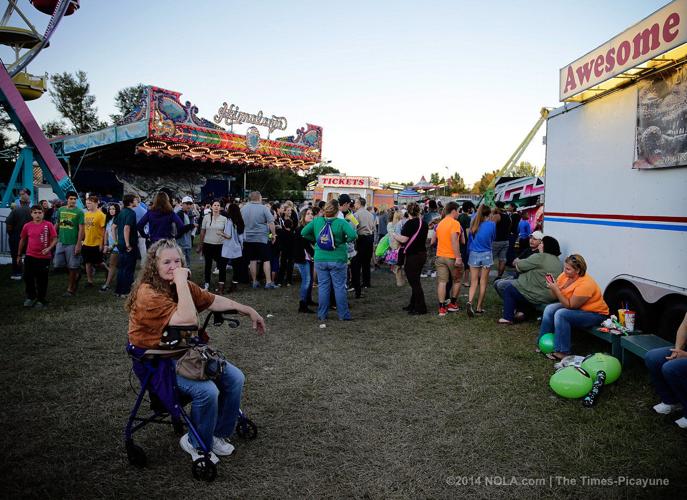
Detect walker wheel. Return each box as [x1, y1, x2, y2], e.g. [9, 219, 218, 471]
[192, 457, 217, 482]
[126, 441, 147, 468]
[236, 417, 258, 439]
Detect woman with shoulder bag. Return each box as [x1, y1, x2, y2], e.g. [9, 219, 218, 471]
[390, 202, 428, 315]
[197, 200, 228, 293]
[221, 203, 245, 293]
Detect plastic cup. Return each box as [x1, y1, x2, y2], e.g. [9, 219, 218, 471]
[624, 311, 636, 332]
[617, 309, 626, 326]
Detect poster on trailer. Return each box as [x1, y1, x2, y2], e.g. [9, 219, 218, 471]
[634, 65, 687, 169]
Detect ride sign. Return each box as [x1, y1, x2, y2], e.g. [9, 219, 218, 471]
[560, 0, 687, 101]
[214, 102, 288, 134]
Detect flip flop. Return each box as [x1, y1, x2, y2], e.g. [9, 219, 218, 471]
[476, 309, 485, 314]
[497, 318, 512, 325]
[545, 353, 566, 361]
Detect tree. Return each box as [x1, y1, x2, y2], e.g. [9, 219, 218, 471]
[110, 83, 146, 124]
[471, 170, 498, 194]
[42, 119, 70, 138]
[510, 161, 538, 177]
[447, 172, 466, 192]
[48, 70, 105, 134]
[303, 162, 340, 184]
[429, 172, 440, 185]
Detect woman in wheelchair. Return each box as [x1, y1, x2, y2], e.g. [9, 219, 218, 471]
[126, 239, 266, 465]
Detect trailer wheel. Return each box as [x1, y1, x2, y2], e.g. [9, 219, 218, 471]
[657, 299, 687, 343]
[604, 284, 650, 332]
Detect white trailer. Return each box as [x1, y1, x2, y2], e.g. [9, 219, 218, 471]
[544, 0, 687, 339]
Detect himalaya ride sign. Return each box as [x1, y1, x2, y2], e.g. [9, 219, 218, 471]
[214, 102, 288, 134]
[560, 0, 687, 101]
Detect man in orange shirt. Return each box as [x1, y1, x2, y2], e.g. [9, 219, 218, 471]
[431, 202, 464, 316]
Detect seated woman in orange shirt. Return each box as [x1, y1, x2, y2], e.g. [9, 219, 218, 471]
[537, 254, 609, 360]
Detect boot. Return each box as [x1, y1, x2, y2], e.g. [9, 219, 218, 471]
[217, 282, 225, 295]
[298, 300, 314, 313]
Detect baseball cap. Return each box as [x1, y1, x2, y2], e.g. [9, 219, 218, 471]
[338, 194, 352, 205]
[181, 196, 193, 203]
[531, 230, 545, 240]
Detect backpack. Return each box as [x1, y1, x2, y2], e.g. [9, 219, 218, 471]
[316, 219, 336, 251]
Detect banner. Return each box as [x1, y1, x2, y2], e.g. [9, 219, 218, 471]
[634, 65, 687, 169]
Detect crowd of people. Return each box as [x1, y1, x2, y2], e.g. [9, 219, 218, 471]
[7, 186, 687, 454]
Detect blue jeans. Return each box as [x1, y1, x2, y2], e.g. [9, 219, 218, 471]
[115, 249, 138, 295]
[295, 262, 311, 302]
[315, 261, 350, 321]
[175, 360, 245, 450]
[538, 303, 606, 353]
[180, 246, 192, 266]
[645, 347, 687, 417]
[494, 278, 516, 299]
[501, 283, 532, 322]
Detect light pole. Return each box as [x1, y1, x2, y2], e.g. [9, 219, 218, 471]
[444, 166, 449, 197]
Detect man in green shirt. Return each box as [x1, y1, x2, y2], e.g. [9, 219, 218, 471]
[301, 199, 357, 321]
[53, 191, 85, 296]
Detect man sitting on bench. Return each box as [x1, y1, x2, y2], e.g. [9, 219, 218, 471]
[645, 312, 687, 429]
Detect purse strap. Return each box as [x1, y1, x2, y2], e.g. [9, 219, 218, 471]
[403, 218, 424, 250]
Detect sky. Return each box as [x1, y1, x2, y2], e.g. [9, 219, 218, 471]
[1, 0, 669, 186]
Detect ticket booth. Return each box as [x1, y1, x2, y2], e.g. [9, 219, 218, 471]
[314, 174, 381, 206]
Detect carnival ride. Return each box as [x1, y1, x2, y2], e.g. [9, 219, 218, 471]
[0, 0, 80, 207]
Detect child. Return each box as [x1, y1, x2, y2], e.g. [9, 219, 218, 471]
[17, 205, 57, 307]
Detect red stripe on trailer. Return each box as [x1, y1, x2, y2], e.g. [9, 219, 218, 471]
[545, 212, 687, 223]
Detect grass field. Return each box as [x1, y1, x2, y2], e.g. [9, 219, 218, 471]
[1, 262, 684, 499]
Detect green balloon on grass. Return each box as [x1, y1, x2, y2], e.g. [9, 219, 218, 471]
[538, 333, 555, 354]
[550, 366, 593, 399]
[581, 353, 622, 384]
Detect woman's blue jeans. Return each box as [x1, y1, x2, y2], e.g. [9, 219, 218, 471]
[538, 302, 606, 353]
[645, 347, 687, 417]
[175, 360, 245, 450]
[315, 261, 350, 321]
[295, 262, 311, 302]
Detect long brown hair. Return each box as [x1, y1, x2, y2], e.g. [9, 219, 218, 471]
[151, 191, 173, 214]
[125, 239, 185, 312]
[470, 205, 491, 235]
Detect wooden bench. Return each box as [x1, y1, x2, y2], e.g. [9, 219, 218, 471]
[586, 327, 625, 360]
[620, 335, 672, 365]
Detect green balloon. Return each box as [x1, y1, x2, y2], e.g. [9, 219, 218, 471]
[550, 366, 593, 399]
[581, 353, 622, 384]
[538, 333, 555, 354]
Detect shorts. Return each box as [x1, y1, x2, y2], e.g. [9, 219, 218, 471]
[435, 256, 463, 282]
[468, 250, 493, 268]
[53, 242, 83, 270]
[492, 241, 508, 262]
[243, 241, 270, 262]
[81, 244, 103, 265]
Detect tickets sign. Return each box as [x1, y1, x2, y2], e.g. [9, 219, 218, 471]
[560, 0, 687, 101]
[318, 176, 380, 189]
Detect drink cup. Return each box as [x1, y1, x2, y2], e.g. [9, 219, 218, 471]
[624, 311, 636, 332]
[618, 309, 626, 326]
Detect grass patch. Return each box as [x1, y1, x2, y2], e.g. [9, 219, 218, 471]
[0, 264, 684, 498]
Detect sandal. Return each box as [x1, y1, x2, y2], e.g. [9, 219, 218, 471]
[545, 353, 567, 361]
[497, 318, 512, 325]
[476, 309, 485, 314]
[514, 312, 526, 323]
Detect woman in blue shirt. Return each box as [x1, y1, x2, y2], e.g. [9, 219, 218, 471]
[467, 205, 496, 317]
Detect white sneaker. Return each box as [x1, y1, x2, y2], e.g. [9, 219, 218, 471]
[212, 436, 235, 456]
[653, 402, 682, 414]
[430, 271, 437, 278]
[420, 273, 429, 278]
[203, 283, 209, 291]
[675, 417, 687, 428]
[179, 433, 219, 464]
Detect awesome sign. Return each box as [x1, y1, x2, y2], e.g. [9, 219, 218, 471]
[560, 0, 687, 101]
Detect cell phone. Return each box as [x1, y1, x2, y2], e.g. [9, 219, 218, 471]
[545, 273, 554, 284]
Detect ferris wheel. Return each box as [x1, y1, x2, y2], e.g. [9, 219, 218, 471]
[0, 0, 81, 208]
[0, 0, 79, 100]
